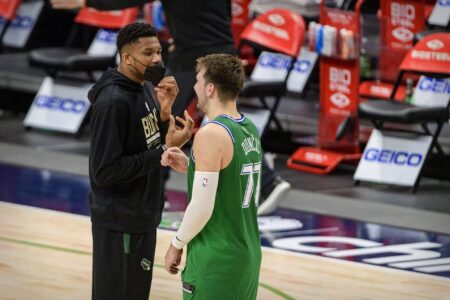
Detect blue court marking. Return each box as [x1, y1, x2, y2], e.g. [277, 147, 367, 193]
[0, 163, 90, 216]
[1, 162, 449, 278]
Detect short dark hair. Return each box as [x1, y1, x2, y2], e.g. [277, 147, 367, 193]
[116, 22, 157, 54]
[196, 54, 245, 102]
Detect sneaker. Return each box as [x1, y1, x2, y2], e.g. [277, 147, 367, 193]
[258, 176, 291, 215]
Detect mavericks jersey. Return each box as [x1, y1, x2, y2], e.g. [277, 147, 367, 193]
[181, 114, 262, 299]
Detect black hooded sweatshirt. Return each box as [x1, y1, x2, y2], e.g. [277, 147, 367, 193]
[88, 68, 169, 233]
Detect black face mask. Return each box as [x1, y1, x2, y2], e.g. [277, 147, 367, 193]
[132, 57, 166, 86]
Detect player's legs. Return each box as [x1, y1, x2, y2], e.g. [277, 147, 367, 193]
[91, 224, 156, 300]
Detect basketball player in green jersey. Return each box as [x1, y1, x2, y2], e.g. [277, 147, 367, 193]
[162, 54, 262, 299]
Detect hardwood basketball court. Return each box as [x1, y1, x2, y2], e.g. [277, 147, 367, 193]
[1, 201, 448, 299]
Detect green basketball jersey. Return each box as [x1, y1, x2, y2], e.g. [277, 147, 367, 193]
[181, 114, 262, 300]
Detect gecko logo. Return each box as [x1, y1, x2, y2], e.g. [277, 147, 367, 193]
[426, 39, 444, 50]
[392, 27, 413, 43]
[330, 92, 350, 108]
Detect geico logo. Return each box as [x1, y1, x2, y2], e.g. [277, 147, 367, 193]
[259, 54, 291, 69]
[11, 15, 32, 29]
[293, 60, 311, 73]
[418, 77, 450, 94]
[35, 95, 86, 113]
[97, 30, 117, 44]
[364, 148, 422, 166]
[439, 0, 450, 6]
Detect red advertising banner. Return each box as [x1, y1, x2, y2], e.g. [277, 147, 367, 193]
[231, 0, 251, 47]
[240, 8, 305, 57]
[317, 4, 361, 153]
[75, 7, 139, 29]
[0, 0, 20, 21]
[400, 33, 450, 75]
[379, 0, 425, 81]
[319, 58, 359, 152]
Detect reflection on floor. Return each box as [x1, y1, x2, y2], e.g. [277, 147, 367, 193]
[1, 162, 449, 279]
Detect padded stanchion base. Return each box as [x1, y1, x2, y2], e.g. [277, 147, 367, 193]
[287, 147, 361, 175]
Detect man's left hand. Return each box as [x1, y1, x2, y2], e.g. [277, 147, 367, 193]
[165, 244, 183, 274]
[156, 76, 178, 120]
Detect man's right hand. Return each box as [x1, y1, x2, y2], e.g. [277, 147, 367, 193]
[165, 111, 194, 148]
[51, 0, 85, 9]
[161, 147, 189, 174]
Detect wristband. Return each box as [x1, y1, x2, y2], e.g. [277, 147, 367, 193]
[171, 235, 186, 249]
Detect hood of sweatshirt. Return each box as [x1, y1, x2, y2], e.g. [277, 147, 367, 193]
[88, 68, 142, 104]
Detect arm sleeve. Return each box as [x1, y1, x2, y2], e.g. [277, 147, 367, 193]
[86, 0, 148, 10]
[171, 171, 219, 249]
[89, 103, 164, 188]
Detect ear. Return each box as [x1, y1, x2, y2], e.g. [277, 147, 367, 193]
[206, 83, 215, 97]
[122, 52, 132, 65]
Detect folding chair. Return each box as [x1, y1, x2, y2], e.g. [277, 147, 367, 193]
[356, 33, 450, 192]
[237, 8, 305, 132]
[28, 7, 138, 81]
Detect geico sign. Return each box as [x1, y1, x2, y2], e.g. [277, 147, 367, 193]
[97, 30, 117, 43]
[35, 95, 87, 114]
[273, 236, 448, 273]
[293, 60, 311, 73]
[259, 53, 291, 69]
[363, 148, 423, 166]
[418, 77, 450, 94]
[11, 15, 33, 29]
[253, 20, 289, 40]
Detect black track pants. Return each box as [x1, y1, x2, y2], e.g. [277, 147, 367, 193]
[91, 223, 157, 300]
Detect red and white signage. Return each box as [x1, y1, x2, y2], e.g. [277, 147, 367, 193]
[400, 33, 450, 75]
[75, 7, 139, 29]
[318, 58, 359, 151]
[240, 8, 305, 57]
[379, 0, 425, 81]
[231, 0, 251, 47]
[0, 0, 20, 20]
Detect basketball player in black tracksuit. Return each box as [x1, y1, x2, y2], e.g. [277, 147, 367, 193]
[87, 23, 192, 300]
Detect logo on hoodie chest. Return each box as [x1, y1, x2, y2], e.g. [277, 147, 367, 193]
[141, 108, 160, 149]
